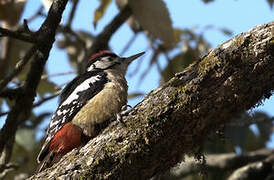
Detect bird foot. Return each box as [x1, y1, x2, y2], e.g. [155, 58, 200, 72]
[116, 105, 132, 126]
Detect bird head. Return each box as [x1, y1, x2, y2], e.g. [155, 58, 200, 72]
[86, 50, 144, 73]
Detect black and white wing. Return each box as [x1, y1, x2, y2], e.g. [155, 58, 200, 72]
[37, 70, 108, 162]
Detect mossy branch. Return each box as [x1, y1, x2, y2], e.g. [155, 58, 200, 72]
[30, 21, 274, 179]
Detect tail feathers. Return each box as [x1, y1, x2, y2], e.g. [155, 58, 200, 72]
[36, 151, 62, 173]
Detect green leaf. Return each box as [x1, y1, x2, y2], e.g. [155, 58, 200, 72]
[173, 29, 183, 45]
[3, 39, 32, 81]
[57, 31, 95, 70]
[37, 79, 58, 96]
[219, 28, 233, 36]
[129, 0, 174, 46]
[161, 50, 198, 82]
[93, 0, 112, 27]
[115, 0, 128, 9]
[11, 136, 41, 176]
[15, 128, 35, 151]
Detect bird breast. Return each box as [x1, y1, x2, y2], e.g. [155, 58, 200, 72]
[71, 69, 128, 137]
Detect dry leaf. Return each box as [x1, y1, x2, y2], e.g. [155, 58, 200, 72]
[128, 0, 174, 46]
[93, 0, 112, 28]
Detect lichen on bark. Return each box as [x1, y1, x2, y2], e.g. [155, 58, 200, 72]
[30, 21, 274, 180]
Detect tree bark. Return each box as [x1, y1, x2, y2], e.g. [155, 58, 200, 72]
[30, 21, 274, 179]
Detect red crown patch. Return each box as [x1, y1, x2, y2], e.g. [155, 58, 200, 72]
[88, 50, 116, 62]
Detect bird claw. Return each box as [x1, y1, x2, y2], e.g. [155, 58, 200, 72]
[116, 105, 132, 126]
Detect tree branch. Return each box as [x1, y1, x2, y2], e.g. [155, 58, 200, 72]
[0, 0, 69, 165]
[0, 162, 18, 179]
[228, 155, 274, 180]
[0, 45, 37, 92]
[33, 92, 59, 107]
[0, 27, 37, 43]
[86, 5, 132, 57]
[66, 0, 79, 27]
[69, 4, 132, 74]
[30, 21, 274, 179]
[0, 91, 59, 117]
[0, 87, 23, 99]
[161, 148, 274, 179]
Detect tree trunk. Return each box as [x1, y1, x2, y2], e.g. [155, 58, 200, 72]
[30, 21, 274, 179]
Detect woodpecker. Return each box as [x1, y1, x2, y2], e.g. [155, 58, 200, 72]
[37, 50, 144, 172]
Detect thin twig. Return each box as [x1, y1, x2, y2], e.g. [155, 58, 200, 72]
[58, 26, 87, 51]
[0, 162, 18, 178]
[138, 49, 160, 85]
[0, 112, 8, 117]
[67, 0, 79, 27]
[0, 92, 60, 117]
[120, 33, 138, 56]
[0, 136, 15, 174]
[0, 27, 37, 43]
[0, 0, 69, 164]
[41, 71, 75, 79]
[86, 5, 132, 58]
[27, 6, 45, 23]
[128, 52, 146, 77]
[33, 92, 60, 107]
[0, 46, 37, 92]
[22, 19, 35, 35]
[228, 112, 274, 127]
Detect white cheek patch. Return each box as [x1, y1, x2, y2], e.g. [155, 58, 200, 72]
[87, 64, 96, 71]
[87, 56, 117, 71]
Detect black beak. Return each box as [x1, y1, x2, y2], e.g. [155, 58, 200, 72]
[124, 52, 145, 64]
